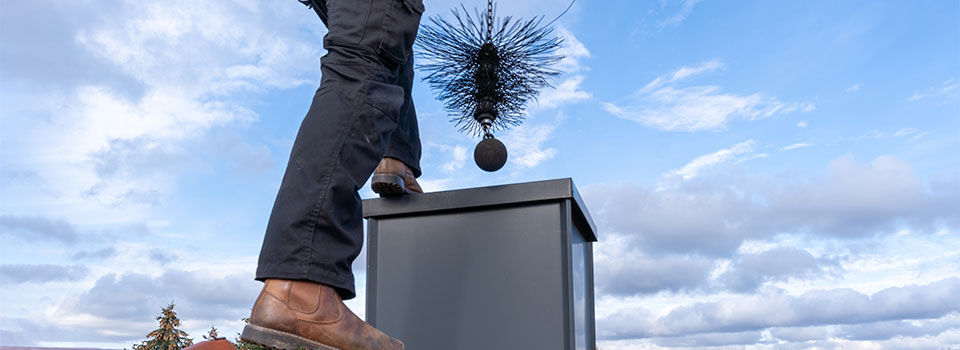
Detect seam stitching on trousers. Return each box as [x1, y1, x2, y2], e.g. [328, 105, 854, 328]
[303, 73, 372, 278]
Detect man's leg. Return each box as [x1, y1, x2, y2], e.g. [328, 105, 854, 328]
[245, 0, 423, 349]
[372, 56, 423, 195]
[386, 52, 422, 176]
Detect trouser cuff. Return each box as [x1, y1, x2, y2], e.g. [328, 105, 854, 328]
[256, 265, 357, 300]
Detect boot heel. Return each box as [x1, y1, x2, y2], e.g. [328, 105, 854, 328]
[371, 174, 408, 196]
[241, 324, 341, 350]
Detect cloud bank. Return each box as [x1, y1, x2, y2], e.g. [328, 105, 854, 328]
[603, 61, 814, 132]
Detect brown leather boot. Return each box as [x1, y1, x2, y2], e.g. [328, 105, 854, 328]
[241, 279, 404, 350]
[370, 157, 422, 196]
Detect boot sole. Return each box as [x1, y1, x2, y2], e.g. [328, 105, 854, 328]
[241, 324, 341, 350]
[371, 174, 408, 197]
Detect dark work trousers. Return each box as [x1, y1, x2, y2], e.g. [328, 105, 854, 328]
[256, 0, 424, 300]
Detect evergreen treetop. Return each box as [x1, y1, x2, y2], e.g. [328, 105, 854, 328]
[203, 326, 220, 340]
[132, 302, 194, 350]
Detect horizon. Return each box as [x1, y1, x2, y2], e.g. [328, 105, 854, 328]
[2, 0, 958, 349]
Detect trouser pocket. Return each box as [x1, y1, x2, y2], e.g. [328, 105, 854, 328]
[323, 0, 424, 66]
[375, 0, 424, 65]
[324, 0, 373, 46]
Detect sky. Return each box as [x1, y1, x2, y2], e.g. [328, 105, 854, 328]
[0, 0, 958, 349]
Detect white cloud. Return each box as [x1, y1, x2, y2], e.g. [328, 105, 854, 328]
[771, 155, 954, 235]
[415, 178, 456, 192]
[909, 78, 958, 102]
[0, 264, 90, 285]
[782, 142, 813, 151]
[592, 228, 960, 347]
[1, 1, 322, 211]
[536, 75, 591, 109]
[43, 269, 260, 341]
[71, 88, 256, 206]
[0, 214, 80, 244]
[501, 121, 558, 169]
[669, 59, 722, 82]
[797, 121, 808, 128]
[591, 238, 843, 297]
[533, 28, 592, 110]
[603, 61, 814, 132]
[441, 145, 468, 173]
[852, 128, 929, 145]
[893, 128, 919, 138]
[583, 154, 958, 257]
[642, 59, 723, 92]
[717, 247, 837, 292]
[0, 3, 321, 346]
[665, 140, 756, 181]
[208, 131, 276, 174]
[846, 83, 862, 92]
[595, 327, 960, 350]
[594, 239, 713, 295]
[601, 277, 960, 338]
[659, 0, 704, 28]
[76, 2, 318, 95]
[555, 27, 591, 74]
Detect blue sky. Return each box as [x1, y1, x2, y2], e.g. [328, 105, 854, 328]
[1, 0, 958, 349]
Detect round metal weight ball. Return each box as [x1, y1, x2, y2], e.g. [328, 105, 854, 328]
[474, 137, 507, 172]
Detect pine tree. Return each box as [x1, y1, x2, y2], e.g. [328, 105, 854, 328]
[133, 302, 194, 350]
[203, 326, 220, 340]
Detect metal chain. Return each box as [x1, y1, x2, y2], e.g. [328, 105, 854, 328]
[486, 0, 493, 40]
